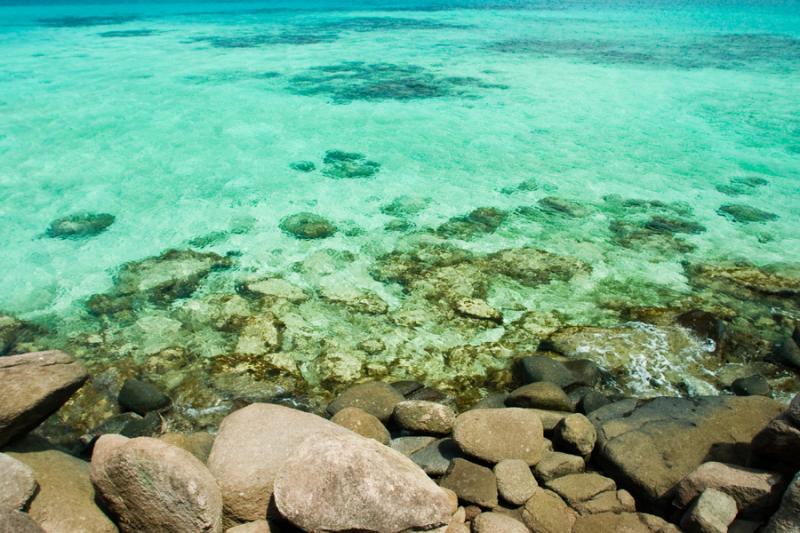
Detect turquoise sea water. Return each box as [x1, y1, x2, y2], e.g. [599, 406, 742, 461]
[1, 0, 799, 424]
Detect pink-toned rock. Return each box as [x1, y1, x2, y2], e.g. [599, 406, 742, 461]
[273, 433, 453, 533]
[91, 435, 223, 533]
[207, 403, 349, 522]
[0, 452, 37, 510]
[674, 462, 784, 518]
[331, 407, 390, 444]
[472, 512, 529, 533]
[680, 488, 738, 533]
[452, 408, 545, 465]
[764, 471, 800, 533]
[0, 351, 88, 446]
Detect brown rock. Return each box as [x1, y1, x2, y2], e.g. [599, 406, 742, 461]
[553, 413, 596, 456]
[326, 381, 404, 423]
[393, 400, 456, 435]
[472, 512, 529, 533]
[0, 452, 37, 511]
[225, 520, 271, 532]
[390, 436, 436, 456]
[494, 459, 538, 505]
[533, 451, 585, 482]
[207, 403, 349, 522]
[506, 382, 573, 412]
[674, 462, 784, 518]
[159, 431, 215, 463]
[331, 407, 390, 444]
[439, 458, 498, 509]
[0, 508, 45, 533]
[787, 393, 800, 426]
[680, 488, 738, 533]
[452, 408, 544, 465]
[273, 433, 452, 532]
[91, 435, 223, 533]
[0, 351, 88, 446]
[453, 298, 502, 324]
[752, 414, 800, 471]
[521, 487, 576, 533]
[571, 489, 636, 515]
[573, 512, 680, 533]
[545, 473, 616, 505]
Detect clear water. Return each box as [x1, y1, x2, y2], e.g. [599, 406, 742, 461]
[1, 0, 799, 416]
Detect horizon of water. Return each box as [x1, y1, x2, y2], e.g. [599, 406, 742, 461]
[1, 0, 799, 407]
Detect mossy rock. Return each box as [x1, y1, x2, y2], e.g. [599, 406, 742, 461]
[45, 212, 115, 239]
[280, 212, 337, 239]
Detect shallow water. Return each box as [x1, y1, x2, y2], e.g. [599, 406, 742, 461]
[1, 0, 799, 423]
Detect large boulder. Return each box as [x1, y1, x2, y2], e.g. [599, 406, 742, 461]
[0, 452, 37, 511]
[764, 471, 800, 533]
[7, 440, 116, 533]
[91, 435, 223, 533]
[207, 403, 349, 522]
[589, 396, 782, 509]
[452, 408, 545, 465]
[273, 432, 453, 532]
[0, 351, 88, 446]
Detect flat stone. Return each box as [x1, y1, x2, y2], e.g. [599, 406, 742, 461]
[273, 433, 452, 533]
[0, 452, 37, 510]
[573, 512, 681, 533]
[764, 471, 800, 533]
[0, 351, 88, 447]
[244, 278, 308, 303]
[519, 355, 577, 388]
[439, 458, 498, 509]
[554, 413, 596, 456]
[494, 459, 538, 505]
[545, 473, 616, 505]
[731, 375, 771, 397]
[680, 488, 738, 533]
[527, 408, 572, 432]
[571, 489, 636, 516]
[91, 435, 223, 533]
[207, 403, 349, 522]
[521, 487, 576, 533]
[390, 436, 436, 456]
[331, 407, 390, 444]
[327, 381, 405, 423]
[674, 462, 784, 518]
[506, 382, 573, 412]
[534, 451, 585, 483]
[409, 438, 463, 476]
[589, 395, 783, 509]
[0, 508, 45, 533]
[452, 408, 545, 465]
[393, 400, 456, 435]
[472, 512, 529, 533]
[453, 298, 502, 324]
[117, 378, 171, 415]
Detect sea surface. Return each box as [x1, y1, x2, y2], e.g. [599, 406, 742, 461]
[1, 0, 799, 426]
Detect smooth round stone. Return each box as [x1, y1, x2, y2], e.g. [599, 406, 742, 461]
[731, 375, 771, 397]
[117, 378, 171, 415]
[452, 408, 545, 465]
[393, 400, 456, 435]
[327, 382, 405, 423]
[439, 458, 498, 508]
[506, 382, 573, 412]
[472, 512, 529, 533]
[45, 212, 115, 239]
[279, 212, 337, 239]
[519, 355, 577, 388]
[331, 407, 390, 445]
[494, 459, 538, 505]
[554, 413, 597, 456]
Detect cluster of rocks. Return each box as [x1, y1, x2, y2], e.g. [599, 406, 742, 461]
[2, 348, 799, 533]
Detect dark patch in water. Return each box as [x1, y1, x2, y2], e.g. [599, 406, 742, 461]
[311, 16, 468, 33]
[288, 61, 504, 103]
[39, 15, 138, 27]
[290, 160, 316, 172]
[98, 29, 160, 38]
[321, 150, 381, 179]
[717, 204, 779, 223]
[191, 31, 337, 49]
[715, 175, 769, 196]
[182, 70, 281, 84]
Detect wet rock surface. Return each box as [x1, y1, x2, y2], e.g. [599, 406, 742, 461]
[45, 212, 115, 239]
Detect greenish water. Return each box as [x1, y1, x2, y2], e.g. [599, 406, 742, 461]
[1, 0, 799, 430]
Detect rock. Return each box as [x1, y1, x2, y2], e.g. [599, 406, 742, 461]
[731, 375, 771, 396]
[729, 519, 764, 533]
[452, 408, 545, 465]
[453, 298, 502, 324]
[273, 432, 452, 532]
[469, 393, 509, 410]
[674, 462, 784, 518]
[319, 283, 388, 314]
[234, 315, 283, 354]
[554, 413, 596, 456]
[82, 412, 161, 447]
[717, 204, 779, 223]
[545, 473, 616, 505]
[159, 432, 215, 463]
[45, 212, 115, 239]
[589, 395, 783, 508]
[242, 278, 308, 303]
[788, 393, 800, 426]
[563, 359, 602, 387]
[686, 262, 800, 297]
[0, 508, 45, 533]
[773, 337, 800, 370]
[394, 400, 456, 435]
[534, 451, 585, 482]
[572, 489, 636, 515]
[573, 512, 680, 533]
[439, 458, 498, 508]
[763, 471, 800, 533]
[506, 382, 573, 412]
[117, 378, 171, 415]
[289, 160, 315, 172]
[391, 380, 425, 396]
[390, 436, 436, 456]
[494, 459, 537, 505]
[676, 310, 725, 348]
[331, 407, 390, 444]
[207, 403, 349, 522]
[526, 408, 572, 432]
[278, 212, 336, 239]
[0, 350, 88, 447]
[91, 435, 223, 533]
[472, 512, 529, 533]
[680, 488, 738, 533]
[327, 381, 405, 423]
[409, 438, 463, 476]
[225, 520, 271, 533]
[751, 414, 800, 471]
[538, 196, 589, 218]
[521, 487, 576, 533]
[577, 390, 610, 414]
[519, 355, 577, 388]
[437, 207, 507, 239]
[0, 314, 24, 355]
[321, 149, 380, 180]
[7, 441, 116, 533]
[0, 452, 37, 510]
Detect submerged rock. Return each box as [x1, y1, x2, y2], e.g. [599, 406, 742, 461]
[289, 160, 316, 172]
[687, 262, 800, 297]
[644, 216, 706, 235]
[327, 382, 404, 423]
[117, 378, 171, 415]
[717, 203, 779, 223]
[538, 196, 589, 217]
[453, 297, 502, 324]
[437, 207, 506, 239]
[279, 212, 337, 239]
[0, 314, 25, 355]
[380, 195, 430, 217]
[45, 212, 115, 239]
[321, 149, 381, 179]
[715, 175, 769, 196]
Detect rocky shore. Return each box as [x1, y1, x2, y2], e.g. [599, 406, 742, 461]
[2, 349, 799, 532]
